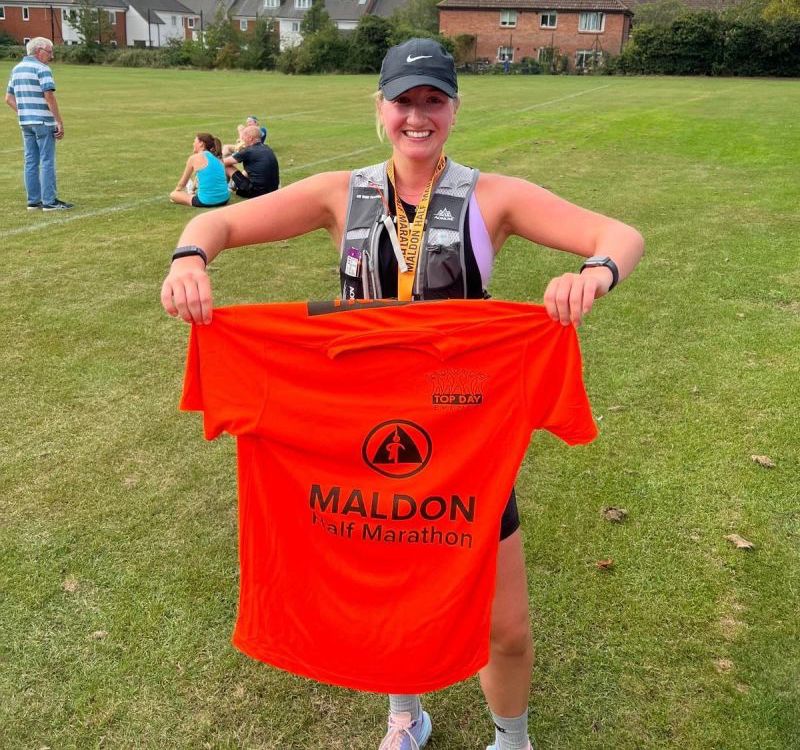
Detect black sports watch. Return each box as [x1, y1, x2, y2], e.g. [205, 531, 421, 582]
[580, 255, 619, 291]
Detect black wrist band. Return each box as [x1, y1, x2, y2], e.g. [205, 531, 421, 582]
[172, 246, 208, 267]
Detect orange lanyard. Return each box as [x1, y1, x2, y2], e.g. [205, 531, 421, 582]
[387, 155, 447, 301]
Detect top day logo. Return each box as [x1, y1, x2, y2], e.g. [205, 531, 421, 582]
[362, 420, 432, 479]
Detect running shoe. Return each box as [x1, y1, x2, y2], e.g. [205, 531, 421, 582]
[487, 743, 534, 750]
[43, 200, 74, 212]
[27, 202, 42, 210]
[378, 710, 432, 750]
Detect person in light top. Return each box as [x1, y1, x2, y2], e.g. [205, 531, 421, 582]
[162, 38, 644, 750]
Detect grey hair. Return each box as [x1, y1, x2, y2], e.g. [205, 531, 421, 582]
[27, 37, 53, 55]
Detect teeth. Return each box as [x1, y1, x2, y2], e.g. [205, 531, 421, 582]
[405, 130, 431, 138]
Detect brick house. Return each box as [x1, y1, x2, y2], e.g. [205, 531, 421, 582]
[0, 0, 128, 45]
[438, 0, 633, 69]
[0, 0, 197, 46]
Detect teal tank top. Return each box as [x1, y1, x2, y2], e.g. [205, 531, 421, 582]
[196, 151, 229, 206]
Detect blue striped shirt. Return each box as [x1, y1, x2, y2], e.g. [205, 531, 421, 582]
[6, 55, 56, 127]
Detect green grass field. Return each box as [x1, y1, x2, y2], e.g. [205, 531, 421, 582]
[1, 65, 798, 749]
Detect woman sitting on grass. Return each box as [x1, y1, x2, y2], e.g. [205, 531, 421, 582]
[170, 133, 230, 208]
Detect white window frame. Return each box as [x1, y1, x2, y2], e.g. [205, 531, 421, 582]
[290, 20, 300, 30]
[496, 45, 513, 62]
[578, 12, 604, 32]
[110, 39, 117, 46]
[537, 47, 554, 63]
[108, 10, 116, 24]
[575, 49, 601, 68]
[22, 5, 30, 21]
[171, 15, 177, 25]
[240, 18, 248, 30]
[499, 9, 517, 27]
[0, 7, 5, 21]
[23, 36, 31, 44]
[187, 16, 195, 27]
[295, 0, 311, 8]
[540, 11, 557, 29]
[264, 0, 279, 6]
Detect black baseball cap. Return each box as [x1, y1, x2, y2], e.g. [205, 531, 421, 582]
[379, 38, 458, 101]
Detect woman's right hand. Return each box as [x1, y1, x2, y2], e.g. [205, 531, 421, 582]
[160, 256, 213, 324]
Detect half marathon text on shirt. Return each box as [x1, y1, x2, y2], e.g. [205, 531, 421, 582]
[309, 484, 475, 549]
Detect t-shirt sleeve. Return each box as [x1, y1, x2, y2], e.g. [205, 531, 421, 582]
[39, 69, 55, 92]
[179, 318, 268, 440]
[524, 324, 598, 445]
[231, 149, 245, 163]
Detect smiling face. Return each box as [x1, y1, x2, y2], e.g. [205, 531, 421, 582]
[378, 86, 458, 162]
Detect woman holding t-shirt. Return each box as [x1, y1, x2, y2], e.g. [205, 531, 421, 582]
[170, 133, 229, 209]
[162, 39, 644, 750]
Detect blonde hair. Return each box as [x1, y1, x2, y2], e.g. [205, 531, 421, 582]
[373, 91, 461, 143]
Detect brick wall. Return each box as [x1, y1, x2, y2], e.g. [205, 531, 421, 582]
[440, 8, 630, 63]
[0, 6, 127, 45]
[1, 6, 60, 43]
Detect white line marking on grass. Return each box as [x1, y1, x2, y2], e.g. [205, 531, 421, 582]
[5, 196, 163, 237]
[6, 146, 385, 236]
[283, 145, 383, 173]
[510, 85, 613, 115]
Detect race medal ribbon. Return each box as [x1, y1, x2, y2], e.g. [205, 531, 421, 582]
[387, 155, 447, 301]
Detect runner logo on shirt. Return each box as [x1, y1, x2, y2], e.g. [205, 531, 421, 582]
[363, 419, 432, 478]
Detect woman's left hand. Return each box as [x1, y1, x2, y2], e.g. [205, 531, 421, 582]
[543, 267, 612, 327]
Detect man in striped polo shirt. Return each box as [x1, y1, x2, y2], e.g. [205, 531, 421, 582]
[5, 37, 73, 211]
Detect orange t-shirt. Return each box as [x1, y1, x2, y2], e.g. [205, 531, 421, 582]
[180, 299, 597, 693]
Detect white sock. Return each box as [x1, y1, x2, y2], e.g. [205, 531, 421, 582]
[388, 694, 422, 722]
[492, 708, 530, 750]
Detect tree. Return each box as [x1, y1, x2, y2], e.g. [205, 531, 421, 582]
[390, 0, 440, 36]
[301, 0, 336, 35]
[240, 17, 279, 70]
[762, 0, 800, 20]
[74, 0, 114, 47]
[632, 0, 687, 27]
[348, 15, 392, 73]
[203, 2, 242, 68]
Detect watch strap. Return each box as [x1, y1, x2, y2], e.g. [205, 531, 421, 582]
[172, 245, 208, 267]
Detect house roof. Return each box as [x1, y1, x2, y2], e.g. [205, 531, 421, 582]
[0, 0, 128, 8]
[227, 0, 374, 21]
[129, 0, 196, 18]
[620, 0, 738, 10]
[439, 0, 632, 10]
[175, 0, 234, 19]
[370, 0, 407, 17]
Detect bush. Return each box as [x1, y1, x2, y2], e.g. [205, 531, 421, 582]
[617, 12, 800, 76]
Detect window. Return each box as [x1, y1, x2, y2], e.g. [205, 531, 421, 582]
[291, 20, 300, 31]
[576, 50, 601, 69]
[63, 8, 77, 22]
[295, 0, 311, 8]
[187, 16, 195, 28]
[496, 46, 513, 62]
[264, 0, 279, 6]
[540, 11, 556, 28]
[22, 5, 29, 21]
[240, 18, 248, 30]
[23, 36, 31, 44]
[110, 40, 117, 47]
[499, 10, 517, 27]
[171, 15, 177, 25]
[537, 47, 554, 64]
[108, 10, 116, 24]
[579, 12, 604, 32]
[0, 7, 5, 21]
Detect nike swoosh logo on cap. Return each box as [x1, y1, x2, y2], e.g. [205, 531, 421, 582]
[406, 55, 433, 63]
